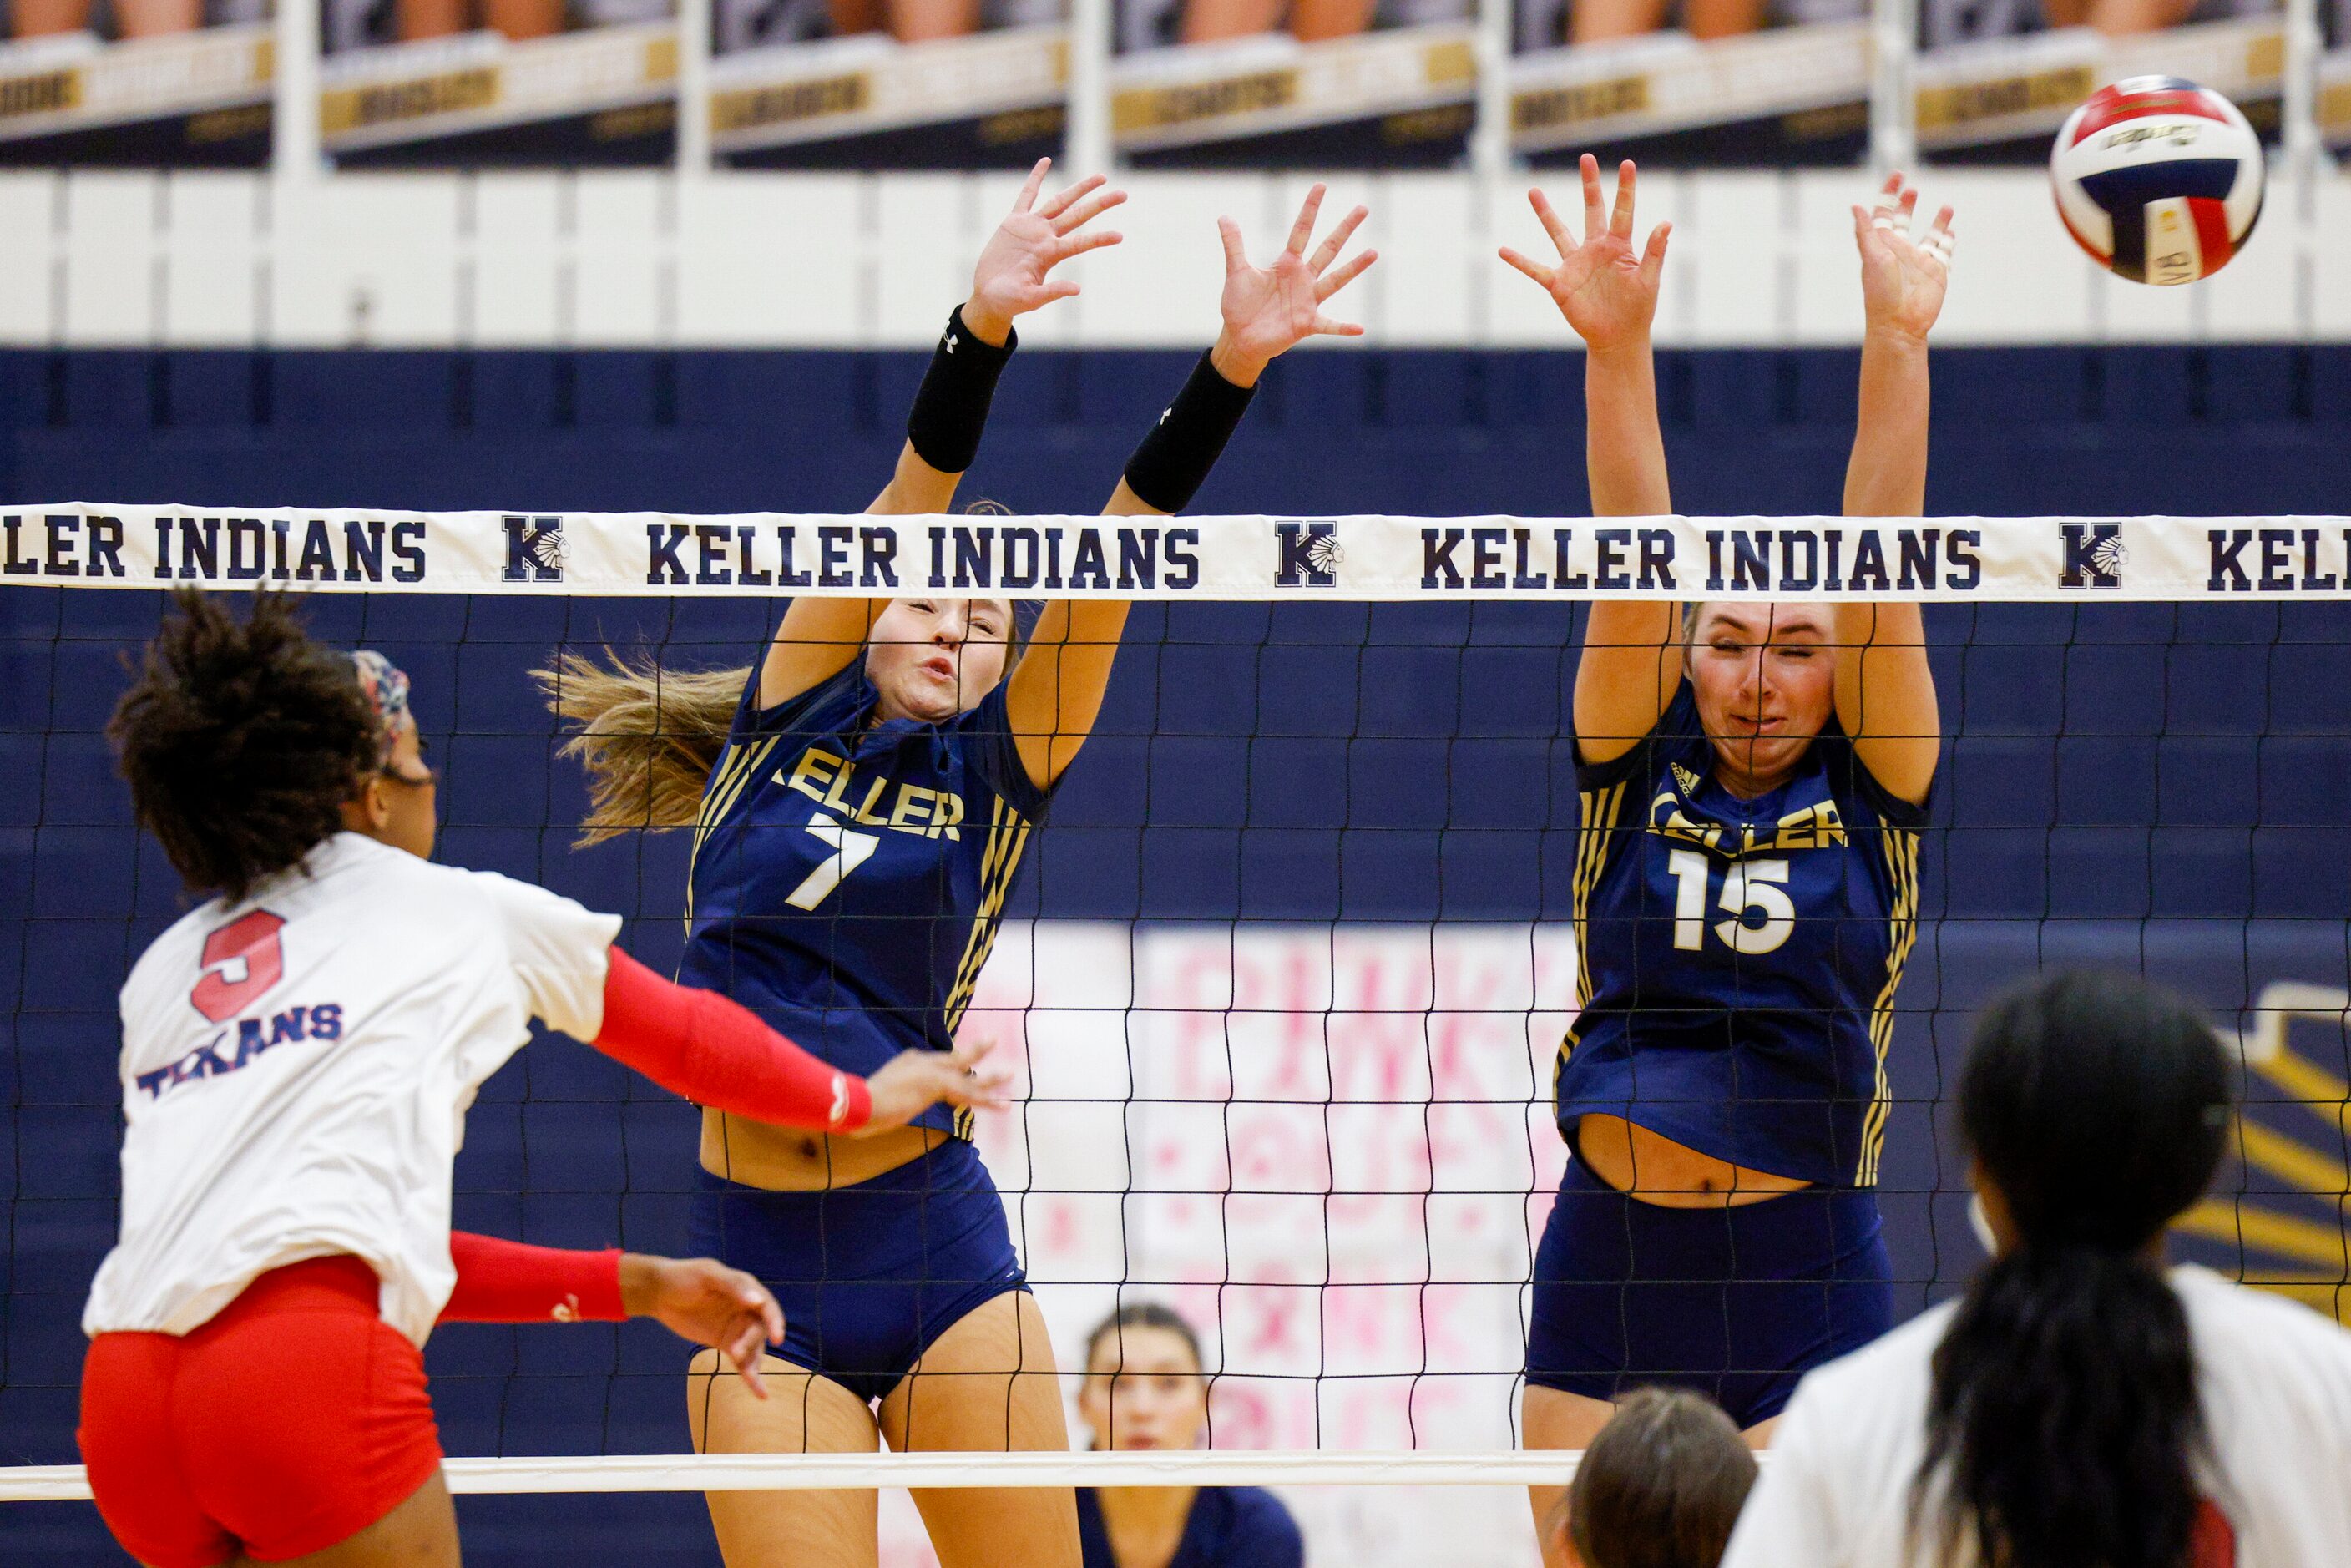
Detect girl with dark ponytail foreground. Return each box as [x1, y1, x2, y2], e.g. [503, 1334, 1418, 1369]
[1722, 969, 2351, 1568]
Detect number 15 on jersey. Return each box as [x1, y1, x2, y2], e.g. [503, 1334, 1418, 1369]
[1666, 850, 1795, 956]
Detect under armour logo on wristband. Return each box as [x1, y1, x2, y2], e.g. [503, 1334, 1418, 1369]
[828, 1073, 850, 1127]
[552, 1294, 581, 1323]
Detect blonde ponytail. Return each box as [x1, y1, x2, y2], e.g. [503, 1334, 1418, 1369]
[533, 650, 746, 847]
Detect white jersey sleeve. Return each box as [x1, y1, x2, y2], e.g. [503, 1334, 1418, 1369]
[1721, 1270, 2351, 1568]
[83, 834, 624, 1348]
[1719, 1371, 1855, 1568]
[464, 869, 619, 1050]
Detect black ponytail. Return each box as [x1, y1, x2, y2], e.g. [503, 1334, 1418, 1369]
[1915, 969, 2233, 1568]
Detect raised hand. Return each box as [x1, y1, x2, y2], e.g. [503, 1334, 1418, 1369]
[1210, 184, 1378, 387]
[856, 1032, 1015, 1135]
[620, 1254, 784, 1399]
[1853, 172, 1954, 345]
[1499, 154, 1669, 357]
[963, 157, 1127, 346]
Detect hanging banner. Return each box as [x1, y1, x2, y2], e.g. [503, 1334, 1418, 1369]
[319, 1, 675, 165]
[7, 508, 2351, 602]
[0, 14, 270, 165]
[1109, 0, 1475, 167]
[709, 0, 1065, 169]
[2322, 0, 2351, 150]
[1507, 8, 1867, 166]
[1915, 10, 2280, 163]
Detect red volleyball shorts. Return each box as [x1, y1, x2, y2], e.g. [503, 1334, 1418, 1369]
[78, 1255, 444, 1568]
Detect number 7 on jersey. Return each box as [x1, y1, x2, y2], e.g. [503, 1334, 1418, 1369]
[785, 812, 881, 910]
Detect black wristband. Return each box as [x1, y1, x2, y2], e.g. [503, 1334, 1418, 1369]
[905, 306, 1015, 474]
[1121, 351, 1257, 513]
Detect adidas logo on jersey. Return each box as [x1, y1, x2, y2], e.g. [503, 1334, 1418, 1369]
[1672, 762, 1703, 796]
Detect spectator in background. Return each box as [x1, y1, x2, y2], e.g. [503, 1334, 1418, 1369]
[396, 0, 564, 43]
[1722, 969, 2351, 1568]
[2041, 0, 2199, 33]
[1076, 1302, 1304, 1568]
[1549, 1388, 1757, 1568]
[1565, 0, 1759, 42]
[14, 0, 200, 39]
[827, 0, 978, 43]
[1176, 0, 1374, 42]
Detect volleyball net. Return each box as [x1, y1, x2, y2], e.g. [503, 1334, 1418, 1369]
[3, 508, 2348, 1561]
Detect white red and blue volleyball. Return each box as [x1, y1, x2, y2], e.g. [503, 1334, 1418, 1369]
[2050, 77, 2264, 286]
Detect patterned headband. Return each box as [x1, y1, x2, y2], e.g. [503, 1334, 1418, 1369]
[346, 649, 413, 770]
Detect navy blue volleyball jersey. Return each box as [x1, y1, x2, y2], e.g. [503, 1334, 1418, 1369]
[1078, 1485, 1304, 1568]
[678, 660, 1050, 1141]
[1555, 679, 1929, 1188]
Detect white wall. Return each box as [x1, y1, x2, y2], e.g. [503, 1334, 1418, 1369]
[7, 164, 2343, 350]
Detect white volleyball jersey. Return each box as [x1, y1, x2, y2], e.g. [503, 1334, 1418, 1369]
[1723, 1264, 2351, 1568]
[83, 832, 620, 1348]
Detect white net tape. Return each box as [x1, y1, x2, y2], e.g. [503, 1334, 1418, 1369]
[0, 1451, 1608, 1502]
[4, 505, 2345, 600]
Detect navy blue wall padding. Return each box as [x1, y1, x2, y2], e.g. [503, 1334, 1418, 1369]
[6, 345, 2351, 1563]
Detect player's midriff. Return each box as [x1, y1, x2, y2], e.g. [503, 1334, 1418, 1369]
[1574, 1114, 1811, 1210]
[700, 1106, 948, 1190]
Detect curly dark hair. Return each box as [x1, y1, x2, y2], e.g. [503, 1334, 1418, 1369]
[110, 589, 377, 903]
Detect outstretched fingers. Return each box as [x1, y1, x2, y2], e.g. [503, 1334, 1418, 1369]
[1528, 187, 1575, 260]
[1870, 172, 1920, 234]
[1050, 226, 1124, 265]
[1287, 183, 1329, 256]
[1637, 220, 1671, 290]
[1010, 156, 1050, 214]
[1034, 168, 1104, 222]
[1218, 215, 1249, 273]
[1923, 205, 1956, 267]
[1308, 204, 1368, 275]
[1609, 159, 1638, 240]
[1579, 152, 1605, 244]
[1499, 245, 1554, 285]
[1308, 311, 1366, 339]
[1050, 181, 1125, 235]
[1315, 245, 1378, 302]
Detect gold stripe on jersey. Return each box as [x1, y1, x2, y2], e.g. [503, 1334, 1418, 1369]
[1853, 826, 1921, 1188]
[940, 795, 1035, 1141]
[1555, 779, 1630, 1094]
[681, 735, 781, 937]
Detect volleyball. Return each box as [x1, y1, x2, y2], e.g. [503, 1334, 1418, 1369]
[2050, 76, 2264, 285]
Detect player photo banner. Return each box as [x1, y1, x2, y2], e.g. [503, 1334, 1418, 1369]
[319, 7, 675, 165]
[0, 20, 270, 166]
[1507, 18, 1867, 167]
[10, 508, 2351, 603]
[2319, 0, 2351, 150]
[1110, 1, 1476, 169]
[1915, 13, 2281, 163]
[709, 22, 1066, 169]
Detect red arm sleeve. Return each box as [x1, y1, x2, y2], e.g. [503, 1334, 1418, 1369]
[440, 1232, 625, 1324]
[592, 947, 872, 1132]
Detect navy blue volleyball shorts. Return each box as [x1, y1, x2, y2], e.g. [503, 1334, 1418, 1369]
[1523, 1152, 1893, 1429]
[687, 1137, 1027, 1405]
